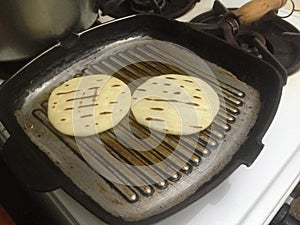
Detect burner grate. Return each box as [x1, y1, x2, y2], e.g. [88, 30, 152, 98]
[190, 1, 300, 75]
[130, 0, 166, 14]
[99, 0, 200, 18]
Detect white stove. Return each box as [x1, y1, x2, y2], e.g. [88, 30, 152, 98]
[0, 1, 299, 225]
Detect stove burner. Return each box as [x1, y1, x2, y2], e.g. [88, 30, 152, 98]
[191, 1, 300, 75]
[99, 0, 200, 19]
[235, 32, 267, 58]
[130, 0, 166, 14]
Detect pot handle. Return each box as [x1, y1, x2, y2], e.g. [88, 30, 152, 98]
[235, 139, 264, 167]
[2, 137, 63, 192]
[231, 0, 288, 25]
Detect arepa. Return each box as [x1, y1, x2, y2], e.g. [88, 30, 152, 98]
[131, 74, 219, 135]
[48, 75, 131, 136]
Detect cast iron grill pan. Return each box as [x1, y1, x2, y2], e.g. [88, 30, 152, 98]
[0, 15, 284, 225]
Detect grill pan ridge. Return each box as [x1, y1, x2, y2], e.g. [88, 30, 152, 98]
[0, 15, 285, 225]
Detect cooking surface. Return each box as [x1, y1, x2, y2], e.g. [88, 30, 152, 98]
[14, 35, 261, 221]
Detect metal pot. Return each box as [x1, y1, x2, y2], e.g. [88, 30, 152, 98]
[0, 0, 98, 62]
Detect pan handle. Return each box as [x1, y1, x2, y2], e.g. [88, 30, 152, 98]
[2, 137, 63, 192]
[231, 0, 288, 25]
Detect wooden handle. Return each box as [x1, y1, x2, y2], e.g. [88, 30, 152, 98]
[232, 0, 288, 24]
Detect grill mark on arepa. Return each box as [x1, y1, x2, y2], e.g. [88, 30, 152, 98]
[145, 117, 165, 122]
[56, 90, 79, 95]
[150, 107, 164, 111]
[193, 95, 202, 99]
[112, 84, 121, 87]
[88, 87, 100, 90]
[80, 114, 93, 118]
[190, 125, 203, 129]
[144, 98, 200, 106]
[78, 103, 99, 109]
[99, 111, 112, 115]
[66, 94, 98, 102]
[89, 87, 100, 102]
[184, 79, 193, 83]
[64, 107, 74, 111]
[165, 77, 176, 80]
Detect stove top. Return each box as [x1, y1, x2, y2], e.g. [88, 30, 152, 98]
[98, 0, 200, 19]
[0, 1, 300, 225]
